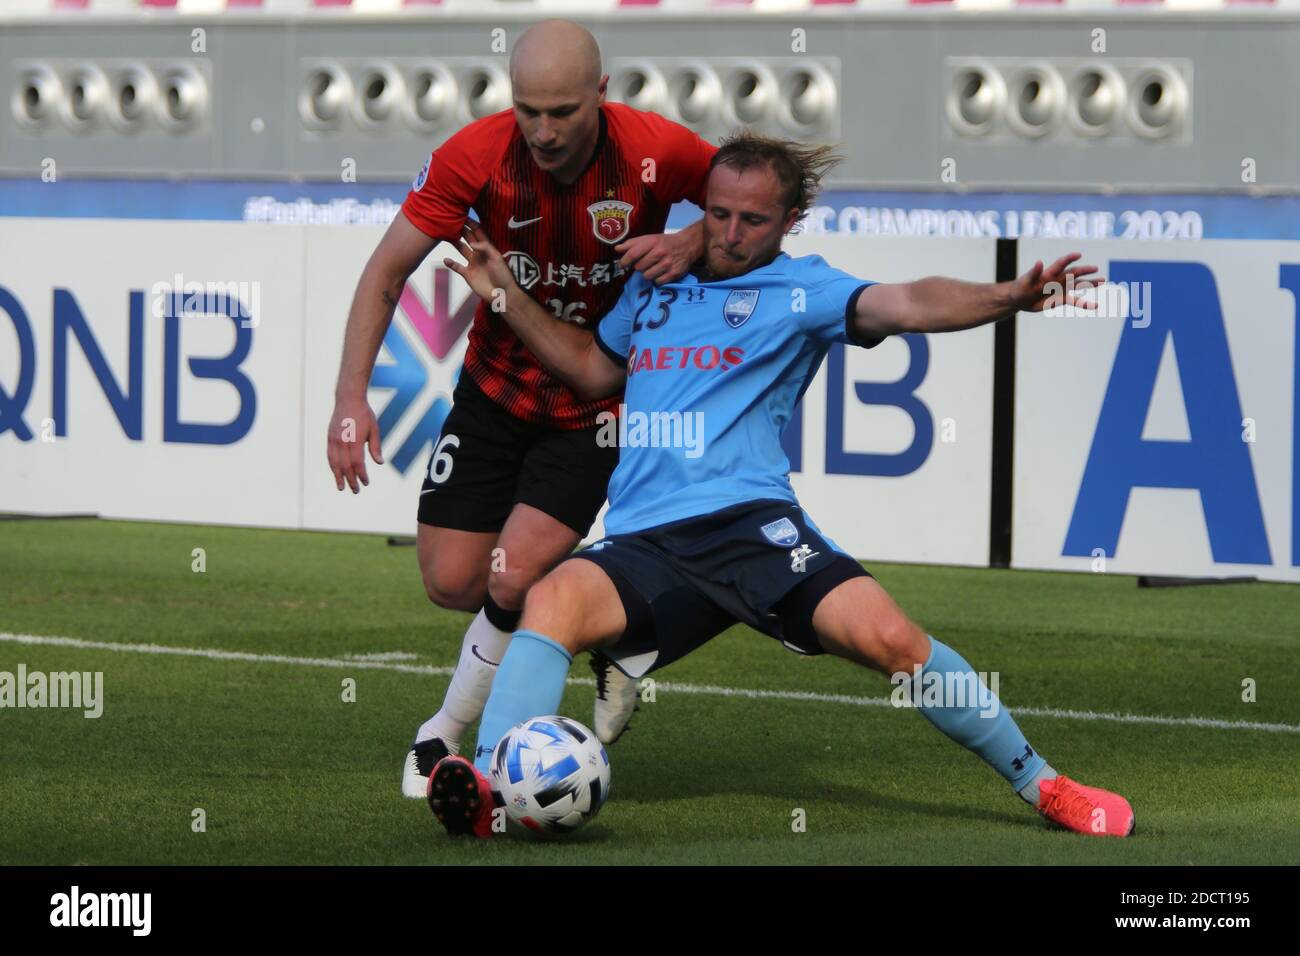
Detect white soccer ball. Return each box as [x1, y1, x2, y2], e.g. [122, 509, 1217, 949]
[491, 715, 611, 835]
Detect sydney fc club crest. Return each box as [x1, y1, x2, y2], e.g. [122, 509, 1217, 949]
[723, 290, 760, 328]
[760, 517, 800, 547]
[587, 199, 633, 245]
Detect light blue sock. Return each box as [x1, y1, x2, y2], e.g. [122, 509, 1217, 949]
[472, 629, 572, 774]
[904, 636, 1049, 796]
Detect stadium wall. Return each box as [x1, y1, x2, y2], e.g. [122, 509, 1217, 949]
[2, 220, 1297, 582]
[5, 9, 1300, 193]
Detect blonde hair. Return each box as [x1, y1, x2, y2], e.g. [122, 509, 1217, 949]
[710, 131, 843, 216]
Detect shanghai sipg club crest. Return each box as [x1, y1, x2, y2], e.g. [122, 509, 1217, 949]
[587, 199, 634, 245]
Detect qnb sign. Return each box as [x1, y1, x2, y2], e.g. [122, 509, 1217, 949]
[0, 286, 256, 444]
[781, 333, 934, 479]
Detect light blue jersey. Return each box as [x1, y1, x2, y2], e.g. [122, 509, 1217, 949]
[594, 252, 879, 535]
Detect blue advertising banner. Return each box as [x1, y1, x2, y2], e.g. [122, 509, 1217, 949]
[1, 177, 1297, 241]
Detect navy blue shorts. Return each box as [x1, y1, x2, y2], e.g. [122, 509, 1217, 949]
[568, 499, 872, 677]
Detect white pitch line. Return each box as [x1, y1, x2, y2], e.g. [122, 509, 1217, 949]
[646, 678, 1300, 734]
[3, 632, 1298, 736]
[0, 632, 453, 677]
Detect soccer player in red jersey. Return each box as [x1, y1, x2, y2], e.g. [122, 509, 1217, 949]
[324, 20, 717, 798]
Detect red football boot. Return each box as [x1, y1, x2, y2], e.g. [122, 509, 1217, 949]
[427, 756, 497, 839]
[1037, 774, 1135, 837]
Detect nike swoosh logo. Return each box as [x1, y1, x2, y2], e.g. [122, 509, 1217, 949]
[471, 644, 500, 666]
[507, 215, 543, 229]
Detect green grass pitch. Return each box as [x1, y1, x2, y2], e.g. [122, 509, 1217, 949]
[1, 518, 1297, 865]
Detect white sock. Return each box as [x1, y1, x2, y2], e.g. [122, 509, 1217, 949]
[1017, 763, 1059, 806]
[415, 610, 513, 752]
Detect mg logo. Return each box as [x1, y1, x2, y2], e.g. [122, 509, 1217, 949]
[506, 251, 540, 290]
[369, 267, 475, 474]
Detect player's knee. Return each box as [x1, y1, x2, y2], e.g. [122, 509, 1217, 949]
[874, 615, 929, 675]
[485, 562, 546, 612]
[518, 572, 568, 631]
[420, 562, 485, 612]
[519, 570, 591, 655]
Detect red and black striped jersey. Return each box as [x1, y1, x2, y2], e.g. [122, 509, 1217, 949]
[401, 103, 716, 428]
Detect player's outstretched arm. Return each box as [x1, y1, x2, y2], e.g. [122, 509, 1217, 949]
[852, 253, 1105, 338]
[445, 222, 626, 402]
[328, 213, 437, 493]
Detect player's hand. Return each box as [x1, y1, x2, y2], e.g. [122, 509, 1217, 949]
[1010, 253, 1106, 314]
[615, 230, 696, 285]
[444, 220, 517, 304]
[327, 396, 384, 494]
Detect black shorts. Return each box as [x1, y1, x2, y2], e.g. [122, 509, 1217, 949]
[568, 500, 872, 677]
[417, 373, 619, 536]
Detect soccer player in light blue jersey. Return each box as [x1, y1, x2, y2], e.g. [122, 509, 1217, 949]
[431, 132, 1134, 840]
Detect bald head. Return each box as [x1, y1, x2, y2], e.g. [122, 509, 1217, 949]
[508, 19, 608, 183]
[510, 19, 603, 94]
